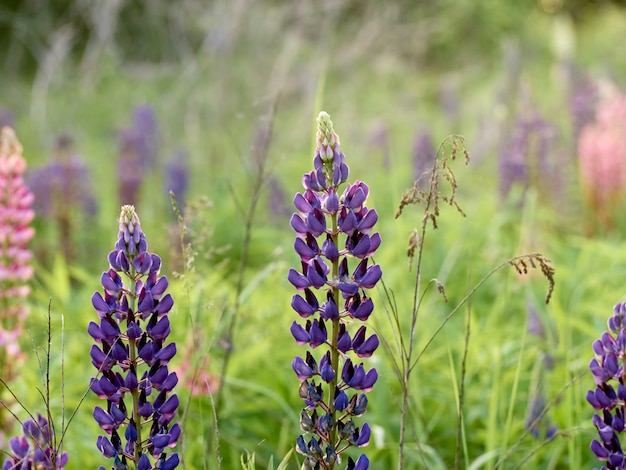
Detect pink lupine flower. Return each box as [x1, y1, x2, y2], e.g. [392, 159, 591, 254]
[0, 127, 34, 373]
[578, 93, 626, 229]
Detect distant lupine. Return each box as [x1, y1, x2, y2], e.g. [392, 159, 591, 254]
[267, 176, 290, 221]
[117, 105, 160, 207]
[587, 301, 626, 468]
[2, 414, 69, 469]
[578, 93, 626, 229]
[289, 112, 381, 470]
[525, 302, 556, 440]
[498, 104, 557, 200]
[164, 149, 189, 214]
[26, 134, 97, 261]
[132, 105, 159, 171]
[0, 127, 35, 374]
[412, 128, 436, 184]
[0, 109, 14, 130]
[89, 206, 180, 470]
[568, 71, 598, 146]
[117, 129, 145, 207]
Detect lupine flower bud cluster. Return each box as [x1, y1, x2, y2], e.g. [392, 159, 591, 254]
[89, 205, 180, 470]
[289, 112, 381, 470]
[587, 301, 626, 469]
[0, 127, 35, 374]
[2, 414, 68, 469]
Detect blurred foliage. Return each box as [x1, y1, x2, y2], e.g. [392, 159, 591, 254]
[1, 0, 626, 76]
[2, 0, 626, 468]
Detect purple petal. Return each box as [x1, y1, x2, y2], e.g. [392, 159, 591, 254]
[291, 321, 310, 345]
[288, 268, 310, 290]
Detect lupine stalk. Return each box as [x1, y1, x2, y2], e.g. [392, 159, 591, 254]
[2, 414, 68, 469]
[289, 112, 381, 470]
[89, 205, 180, 470]
[587, 301, 626, 469]
[0, 127, 35, 380]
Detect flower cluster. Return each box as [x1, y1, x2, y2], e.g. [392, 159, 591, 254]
[117, 105, 160, 207]
[2, 414, 68, 469]
[289, 112, 381, 470]
[26, 134, 97, 262]
[498, 102, 558, 200]
[578, 92, 626, 229]
[89, 205, 180, 470]
[587, 301, 626, 469]
[0, 127, 35, 375]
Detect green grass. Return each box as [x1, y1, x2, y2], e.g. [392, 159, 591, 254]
[2, 2, 626, 469]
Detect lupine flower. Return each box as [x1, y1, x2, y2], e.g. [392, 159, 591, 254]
[2, 414, 68, 469]
[267, 176, 290, 221]
[164, 149, 189, 215]
[132, 105, 159, 171]
[117, 129, 145, 207]
[587, 301, 626, 468]
[578, 93, 626, 229]
[0, 109, 14, 130]
[498, 103, 558, 200]
[89, 205, 180, 469]
[26, 134, 97, 261]
[568, 71, 598, 145]
[0, 127, 35, 374]
[412, 128, 436, 184]
[289, 112, 381, 469]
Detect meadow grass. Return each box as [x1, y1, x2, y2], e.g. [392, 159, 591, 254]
[2, 2, 626, 469]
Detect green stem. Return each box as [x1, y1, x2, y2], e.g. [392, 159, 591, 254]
[327, 211, 340, 466]
[127, 269, 142, 468]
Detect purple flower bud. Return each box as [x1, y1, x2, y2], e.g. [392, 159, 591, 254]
[154, 343, 177, 363]
[351, 422, 371, 447]
[97, 436, 117, 458]
[319, 352, 335, 383]
[138, 454, 151, 470]
[291, 321, 310, 345]
[320, 295, 339, 320]
[289, 268, 310, 290]
[293, 356, 314, 380]
[290, 213, 309, 236]
[325, 189, 339, 214]
[331, 390, 347, 413]
[291, 289, 319, 318]
[94, 406, 116, 432]
[309, 319, 327, 348]
[346, 454, 370, 470]
[295, 237, 319, 261]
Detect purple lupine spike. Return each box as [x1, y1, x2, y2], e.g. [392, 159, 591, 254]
[89, 205, 179, 469]
[587, 302, 626, 468]
[290, 112, 380, 469]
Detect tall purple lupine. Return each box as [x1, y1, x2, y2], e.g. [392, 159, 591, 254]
[587, 301, 626, 468]
[89, 206, 180, 470]
[289, 112, 381, 470]
[2, 414, 69, 469]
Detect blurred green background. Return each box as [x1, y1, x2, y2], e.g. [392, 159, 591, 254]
[2, 0, 626, 468]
